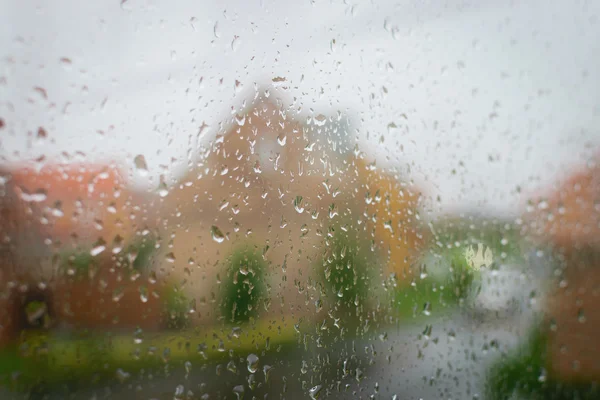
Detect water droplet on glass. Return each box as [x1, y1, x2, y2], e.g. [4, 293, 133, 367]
[19, 188, 47, 203]
[263, 364, 272, 383]
[309, 384, 323, 400]
[314, 114, 327, 127]
[294, 196, 304, 213]
[235, 114, 246, 126]
[158, 181, 169, 198]
[387, 122, 398, 135]
[272, 76, 287, 87]
[90, 239, 106, 257]
[211, 226, 225, 243]
[247, 353, 259, 373]
[232, 385, 245, 400]
[133, 327, 143, 344]
[134, 154, 148, 176]
[231, 35, 241, 51]
[115, 368, 130, 383]
[174, 385, 184, 400]
[227, 360, 237, 374]
[277, 134, 287, 146]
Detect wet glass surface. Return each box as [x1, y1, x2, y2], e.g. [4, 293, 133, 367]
[1, 1, 599, 399]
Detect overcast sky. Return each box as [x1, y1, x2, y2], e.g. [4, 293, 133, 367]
[1, 0, 599, 216]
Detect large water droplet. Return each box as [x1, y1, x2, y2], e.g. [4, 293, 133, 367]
[247, 353, 259, 373]
[309, 384, 323, 400]
[211, 226, 225, 243]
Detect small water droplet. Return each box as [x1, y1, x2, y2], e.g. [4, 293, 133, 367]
[115, 368, 130, 383]
[227, 360, 237, 374]
[314, 114, 327, 127]
[272, 76, 287, 87]
[387, 122, 398, 134]
[235, 114, 246, 126]
[231, 35, 241, 51]
[133, 327, 144, 344]
[134, 154, 148, 176]
[263, 365, 272, 383]
[174, 385, 184, 400]
[90, 239, 106, 257]
[165, 252, 176, 263]
[277, 134, 287, 146]
[232, 385, 245, 400]
[294, 196, 304, 213]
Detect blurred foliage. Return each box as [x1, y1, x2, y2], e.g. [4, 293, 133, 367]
[430, 216, 524, 263]
[0, 318, 298, 394]
[486, 326, 600, 400]
[162, 284, 189, 330]
[220, 247, 267, 323]
[445, 247, 481, 303]
[393, 248, 480, 318]
[127, 237, 156, 272]
[59, 236, 156, 278]
[317, 227, 372, 320]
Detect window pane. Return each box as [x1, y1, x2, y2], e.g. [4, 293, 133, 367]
[1, 1, 599, 399]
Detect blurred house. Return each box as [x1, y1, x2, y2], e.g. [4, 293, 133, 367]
[0, 91, 427, 342]
[158, 91, 426, 324]
[0, 162, 164, 345]
[525, 153, 600, 382]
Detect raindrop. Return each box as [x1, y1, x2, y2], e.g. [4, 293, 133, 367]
[90, 239, 106, 257]
[263, 365, 272, 383]
[174, 385, 184, 400]
[211, 226, 225, 243]
[227, 360, 237, 374]
[158, 181, 169, 198]
[423, 302, 432, 316]
[277, 134, 287, 146]
[231, 35, 241, 51]
[272, 76, 287, 87]
[134, 154, 148, 176]
[235, 114, 246, 126]
[133, 327, 143, 344]
[232, 385, 245, 400]
[294, 196, 304, 213]
[387, 122, 398, 135]
[314, 114, 327, 127]
[355, 368, 364, 382]
[247, 354, 259, 373]
[19, 188, 47, 203]
[309, 384, 323, 400]
[115, 369, 130, 383]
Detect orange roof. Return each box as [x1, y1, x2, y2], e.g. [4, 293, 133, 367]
[7, 162, 126, 201]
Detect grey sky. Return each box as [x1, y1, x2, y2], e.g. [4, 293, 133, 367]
[1, 0, 599, 216]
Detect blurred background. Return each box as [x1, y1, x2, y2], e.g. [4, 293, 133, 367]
[0, 0, 599, 399]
